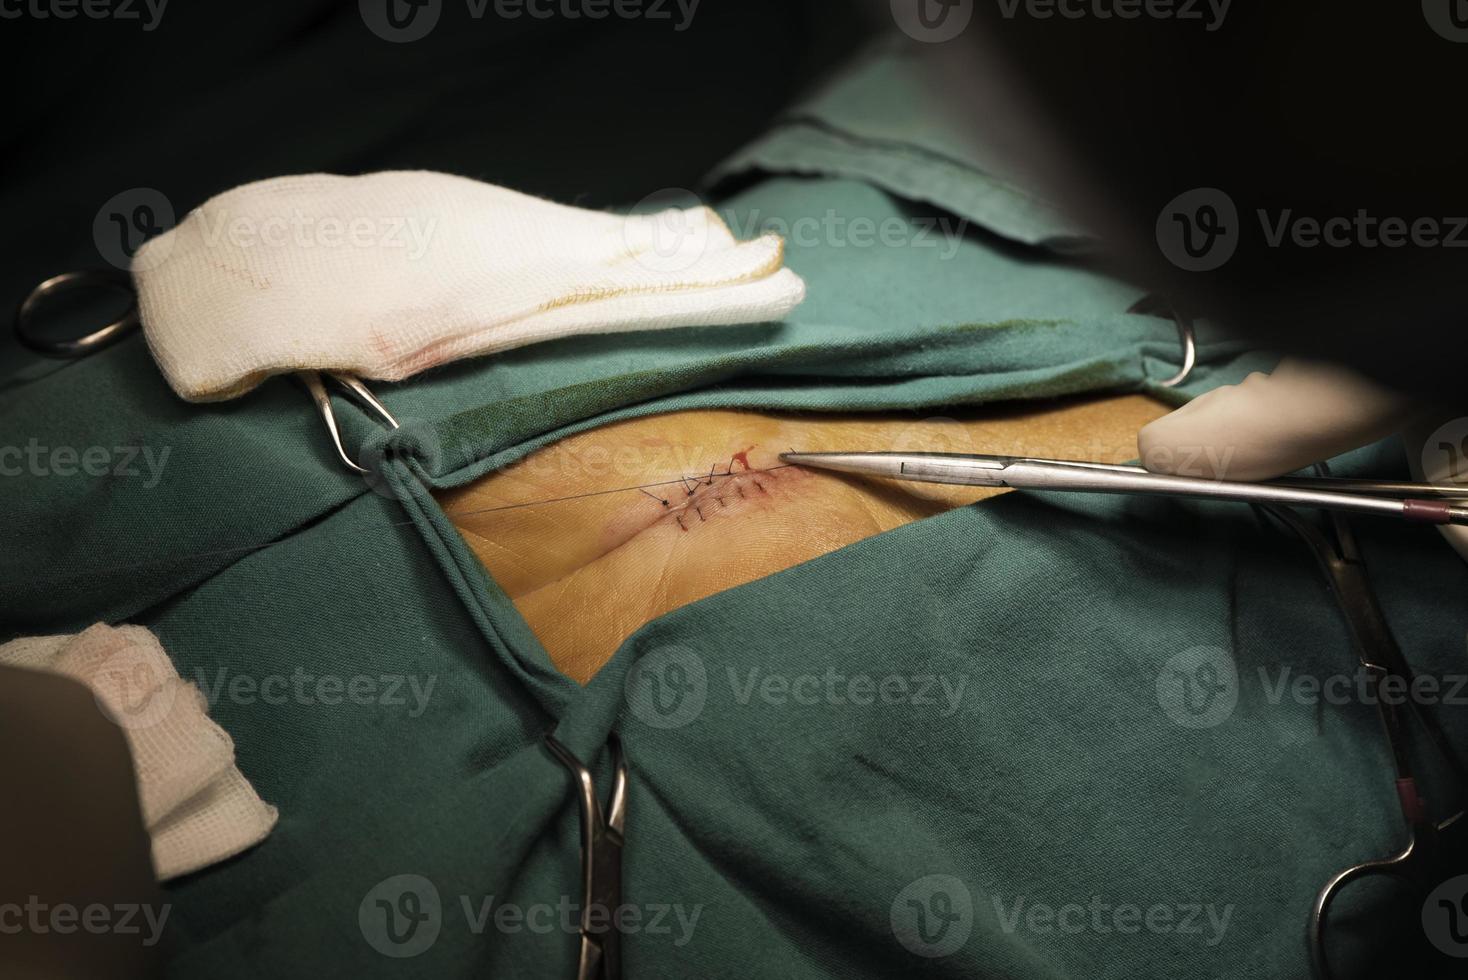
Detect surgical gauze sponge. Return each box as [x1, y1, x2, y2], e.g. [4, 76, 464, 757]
[132, 171, 806, 401]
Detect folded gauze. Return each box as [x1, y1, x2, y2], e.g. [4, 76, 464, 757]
[133, 171, 807, 401]
[0, 624, 278, 881]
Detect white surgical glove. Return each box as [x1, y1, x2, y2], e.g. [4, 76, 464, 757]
[1138, 357, 1468, 562]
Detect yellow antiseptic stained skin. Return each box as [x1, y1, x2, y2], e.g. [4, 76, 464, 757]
[438, 394, 1170, 683]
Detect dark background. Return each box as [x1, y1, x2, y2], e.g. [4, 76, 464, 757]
[3, 1, 1465, 399]
[955, 1, 1467, 401]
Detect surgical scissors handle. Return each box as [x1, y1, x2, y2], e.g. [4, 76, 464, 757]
[15, 268, 139, 357]
[1309, 807, 1458, 979]
[778, 452, 1468, 527]
[545, 735, 628, 980]
[1259, 503, 1467, 979]
[15, 268, 396, 473]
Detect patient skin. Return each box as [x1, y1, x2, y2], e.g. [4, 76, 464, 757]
[438, 395, 1170, 683]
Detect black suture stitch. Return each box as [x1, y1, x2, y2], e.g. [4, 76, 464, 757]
[641, 454, 801, 531]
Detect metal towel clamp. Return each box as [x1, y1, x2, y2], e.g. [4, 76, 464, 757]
[1128, 293, 1198, 388]
[544, 735, 628, 980]
[15, 268, 398, 474]
[299, 370, 400, 474]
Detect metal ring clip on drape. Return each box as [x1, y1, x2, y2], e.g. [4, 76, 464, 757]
[1128, 293, 1197, 388]
[15, 269, 399, 473]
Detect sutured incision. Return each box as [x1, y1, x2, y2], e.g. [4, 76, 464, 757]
[445, 451, 794, 519]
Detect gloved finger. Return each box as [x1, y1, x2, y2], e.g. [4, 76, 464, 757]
[1138, 358, 1415, 481]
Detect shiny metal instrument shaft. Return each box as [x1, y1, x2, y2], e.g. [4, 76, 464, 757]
[779, 452, 1468, 527]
